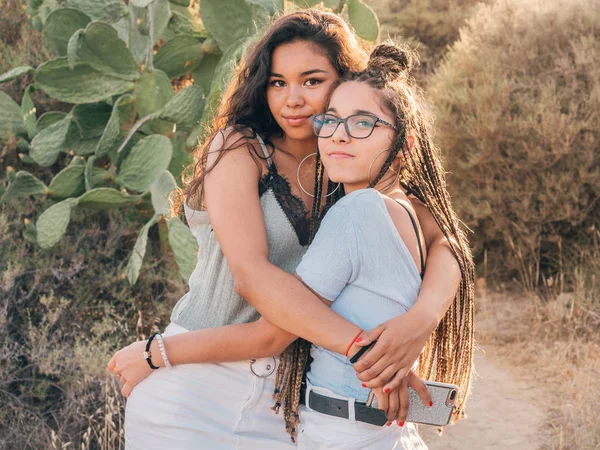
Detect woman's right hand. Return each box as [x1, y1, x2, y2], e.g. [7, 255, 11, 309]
[107, 340, 155, 397]
[349, 308, 437, 391]
[372, 369, 432, 425]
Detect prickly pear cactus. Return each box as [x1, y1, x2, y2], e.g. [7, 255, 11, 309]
[1, 0, 380, 285]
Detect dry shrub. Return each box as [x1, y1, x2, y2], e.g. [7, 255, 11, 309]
[428, 0, 600, 288]
[367, 0, 492, 75]
[0, 0, 51, 73]
[0, 196, 185, 449]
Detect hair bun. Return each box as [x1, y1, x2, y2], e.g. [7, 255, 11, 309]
[367, 43, 417, 81]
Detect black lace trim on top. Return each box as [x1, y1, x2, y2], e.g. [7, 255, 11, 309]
[259, 162, 311, 247]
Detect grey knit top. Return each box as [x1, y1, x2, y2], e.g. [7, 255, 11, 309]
[170, 135, 310, 331]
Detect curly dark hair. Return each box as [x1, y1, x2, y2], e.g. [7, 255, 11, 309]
[172, 8, 367, 215]
[170, 8, 368, 441]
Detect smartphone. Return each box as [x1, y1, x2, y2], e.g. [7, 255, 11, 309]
[366, 381, 458, 427]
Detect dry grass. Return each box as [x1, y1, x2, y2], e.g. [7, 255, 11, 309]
[477, 284, 600, 449]
[0, 195, 185, 449]
[0, 0, 52, 73]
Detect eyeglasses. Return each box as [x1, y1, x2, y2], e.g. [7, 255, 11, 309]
[311, 113, 397, 139]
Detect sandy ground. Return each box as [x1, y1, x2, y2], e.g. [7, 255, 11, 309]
[419, 345, 545, 450]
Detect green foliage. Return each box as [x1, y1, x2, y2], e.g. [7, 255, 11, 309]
[21, 85, 37, 139]
[428, 0, 600, 284]
[36, 111, 67, 133]
[167, 216, 198, 282]
[62, 0, 129, 23]
[42, 8, 91, 56]
[48, 164, 86, 198]
[77, 187, 141, 209]
[1, 171, 48, 202]
[72, 103, 113, 138]
[0, 91, 25, 140]
[191, 51, 220, 102]
[133, 70, 174, 117]
[287, 0, 378, 40]
[168, 131, 194, 178]
[36, 197, 78, 248]
[116, 134, 173, 192]
[157, 85, 205, 131]
[154, 35, 204, 79]
[150, 170, 177, 216]
[0, 66, 34, 83]
[72, 21, 140, 79]
[1, 0, 381, 287]
[35, 58, 135, 104]
[125, 214, 161, 284]
[200, 0, 268, 52]
[29, 115, 71, 166]
[346, 0, 379, 42]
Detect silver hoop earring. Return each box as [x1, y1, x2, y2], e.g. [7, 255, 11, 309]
[296, 152, 341, 198]
[367, 148, 400, 192]
[367, 148, 392, 185]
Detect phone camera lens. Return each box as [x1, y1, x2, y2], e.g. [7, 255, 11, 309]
[449, 390, 457, 401]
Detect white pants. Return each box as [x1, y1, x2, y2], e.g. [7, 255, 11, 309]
[124, 322, 294, 450]
[297, 383, 428, 450]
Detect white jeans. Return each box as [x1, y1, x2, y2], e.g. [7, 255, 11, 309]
[124, 322, 294, 450]
[297, 383, 428, 450]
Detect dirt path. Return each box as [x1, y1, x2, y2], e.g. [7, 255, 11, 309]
[420, 346, 545, 449]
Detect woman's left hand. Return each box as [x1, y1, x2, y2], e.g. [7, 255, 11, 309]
[351, 308, 437, 391]
[107, 340, 154, 397]
[372, 370, 432, 425]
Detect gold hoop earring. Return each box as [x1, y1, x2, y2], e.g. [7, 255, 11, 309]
[296, 153, 341, 198]
[367, 147, 400, 192]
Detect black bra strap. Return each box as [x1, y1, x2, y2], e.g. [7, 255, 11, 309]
[394, 200, 425, 279]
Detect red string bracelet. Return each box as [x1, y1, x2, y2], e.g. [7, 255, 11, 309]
[345, 329, 364, 357]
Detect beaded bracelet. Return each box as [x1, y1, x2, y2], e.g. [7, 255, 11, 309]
[143, 333, 160, 370]
[154, 333, 172, 370]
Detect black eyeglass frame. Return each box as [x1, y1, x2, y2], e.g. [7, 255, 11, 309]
[311, 113, 398, 139]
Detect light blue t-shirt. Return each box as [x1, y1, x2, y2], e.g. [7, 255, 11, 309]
[295, 188, 423, 402]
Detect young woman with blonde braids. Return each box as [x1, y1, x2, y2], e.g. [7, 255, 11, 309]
[290, 41, 475, 449]
[109, 10, 471, 450]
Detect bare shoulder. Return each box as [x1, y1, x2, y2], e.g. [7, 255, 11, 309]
[381, 192, 427, 266]
[407, 196, 439, 246]
[202, 127, 271, 213]
[205, 127, 270, 178]
[381, 191, 419, 230]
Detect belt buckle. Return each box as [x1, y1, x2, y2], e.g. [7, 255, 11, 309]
[249, 357, 276, 377]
